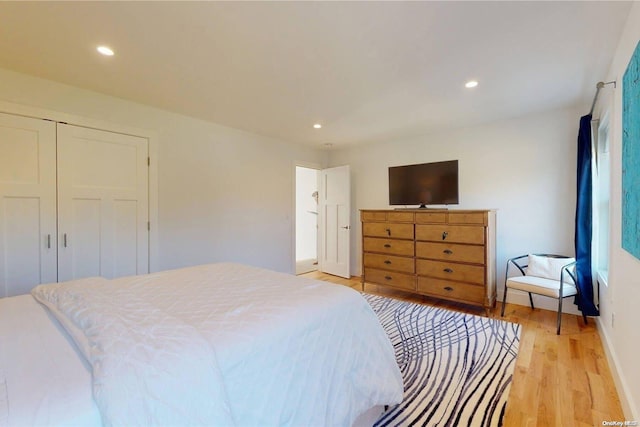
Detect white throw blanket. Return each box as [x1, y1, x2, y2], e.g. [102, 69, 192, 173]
[32, 263, 403, 426]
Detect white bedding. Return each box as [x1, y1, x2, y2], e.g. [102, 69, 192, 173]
[29, 263, 403, 426]
[0, 295, 101, 426]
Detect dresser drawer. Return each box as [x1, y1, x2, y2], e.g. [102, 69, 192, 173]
[415, 212, 447, 224]
[363, 222, 414, 239]
[415, 224, 484, 244]
[417, 277, 485, 304]
[365, 268, 416, 291]
[416, 259, 485, 285]
[416, 242, 485, 264]
[447, 211, 487, 225]
[387, 211, 415, 222]
[361, 211, 415, 222]
[364, 253, 414, 273]
[361, 211, 388, 222]
[363, 237, 414, 256]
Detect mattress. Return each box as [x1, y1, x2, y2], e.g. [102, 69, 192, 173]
[6, 262, 403, 426]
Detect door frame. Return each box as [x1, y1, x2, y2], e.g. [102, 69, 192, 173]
[0, 99, 159, 273]
[292, 161, 322, 275]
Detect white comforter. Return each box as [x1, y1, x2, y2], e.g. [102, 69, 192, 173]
[31, 263, 403, 426]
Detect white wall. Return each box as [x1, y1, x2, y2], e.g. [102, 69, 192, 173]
[328, 106, 583, 313]
[595, 1, 640, 419]
[0, 67, 327, 274]
[295, 166, 318, 261]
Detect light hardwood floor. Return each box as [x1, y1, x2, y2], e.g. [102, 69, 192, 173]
[302, 271, 625, 427]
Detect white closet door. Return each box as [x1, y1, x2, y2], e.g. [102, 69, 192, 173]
[0, 113, 57, 297]
[57, 124, 149, 281]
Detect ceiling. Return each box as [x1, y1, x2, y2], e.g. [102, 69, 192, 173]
[0, 1, 631, 148]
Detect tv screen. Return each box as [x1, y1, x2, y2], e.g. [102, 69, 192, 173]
[388, 160, 459, 207]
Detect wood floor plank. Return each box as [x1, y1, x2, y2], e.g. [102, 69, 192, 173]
[301, 271, 625, 426]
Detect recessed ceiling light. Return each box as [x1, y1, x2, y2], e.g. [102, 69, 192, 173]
[313, 123, 322, 129]
[97, 46, 114, 56]
[465, 80, 478, 88]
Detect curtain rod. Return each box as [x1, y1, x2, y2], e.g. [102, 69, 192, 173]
[589, 81, 616, 116]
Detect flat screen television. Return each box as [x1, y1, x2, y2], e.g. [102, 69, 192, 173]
[388, 160, 459, 208]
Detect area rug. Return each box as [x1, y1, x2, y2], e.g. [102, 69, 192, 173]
[363, 294, 521, 427]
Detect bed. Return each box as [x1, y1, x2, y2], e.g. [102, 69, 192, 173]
[0, 263, 403, 426]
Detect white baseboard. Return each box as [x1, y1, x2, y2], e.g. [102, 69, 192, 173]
[595, 317, 638, 420]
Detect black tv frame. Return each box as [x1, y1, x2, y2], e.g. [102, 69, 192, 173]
[388, 160, 459, 208]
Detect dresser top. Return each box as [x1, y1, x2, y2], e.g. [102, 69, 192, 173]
[360, 208, 495, 213]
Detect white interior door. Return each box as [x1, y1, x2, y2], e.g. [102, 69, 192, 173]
[0, 113, 57, 296]
[319, 165, 351, 278]
[57, 124, 149, 281]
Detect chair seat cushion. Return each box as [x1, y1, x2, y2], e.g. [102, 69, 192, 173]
[506, 275, 577, 298]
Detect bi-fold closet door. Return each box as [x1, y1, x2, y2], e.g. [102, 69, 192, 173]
[0, 112, 149, 297]
[56, 123, 149, 282]
[0, 113, 57, 296]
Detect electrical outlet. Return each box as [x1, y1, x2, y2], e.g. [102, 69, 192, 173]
[612, 312, 615, 328]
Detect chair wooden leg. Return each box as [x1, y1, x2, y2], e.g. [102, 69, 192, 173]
[557, 297, 563, 335]
[528, 292, 535, 309]
[501, 286, 508, 317]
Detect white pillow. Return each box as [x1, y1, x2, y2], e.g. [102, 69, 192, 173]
[526, 254, 576, 284]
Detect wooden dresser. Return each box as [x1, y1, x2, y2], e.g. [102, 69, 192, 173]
[361, 209, 496, 310]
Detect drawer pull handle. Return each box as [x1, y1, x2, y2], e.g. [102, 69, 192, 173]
[384, 275, 393, 280]
[384, 244, 391, 248]
[442, 231, 448, 240]
[385, 228, 391, 236]
[443, 268, 453, 273]
[443, 249, 453, 254]
[444, 286, 454, 291]
[384, 260, 392, 264]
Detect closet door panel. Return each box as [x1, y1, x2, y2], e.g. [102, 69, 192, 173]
[68, 198, 102, 278]
[3, 198, 43, 295]
[114, 200, 138, 277]
[0, 113, 57, 297]
[57, 124, 148, 282]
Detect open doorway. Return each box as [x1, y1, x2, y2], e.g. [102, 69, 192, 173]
[295, 166, 320, 274]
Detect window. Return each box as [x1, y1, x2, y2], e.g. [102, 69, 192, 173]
[593, 113, 611, 284]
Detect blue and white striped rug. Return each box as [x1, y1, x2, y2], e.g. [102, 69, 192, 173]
[363, 294, 521, 427]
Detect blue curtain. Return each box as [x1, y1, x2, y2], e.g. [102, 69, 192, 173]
[575, 114, 599, 316]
